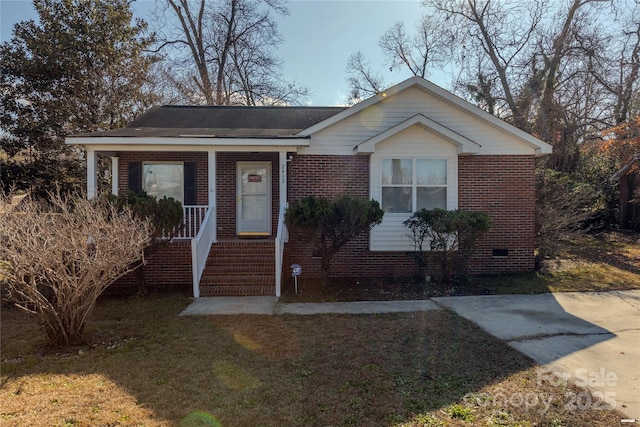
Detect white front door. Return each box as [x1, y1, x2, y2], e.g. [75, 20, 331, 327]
[237, 162, 271, 236]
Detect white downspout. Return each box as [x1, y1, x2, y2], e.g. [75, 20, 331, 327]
[276, 150, 288, 297]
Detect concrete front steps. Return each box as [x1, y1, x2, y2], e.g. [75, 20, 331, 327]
[199, 240, 276, 296]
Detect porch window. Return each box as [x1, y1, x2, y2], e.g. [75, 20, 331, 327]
[381, 158, 447, 213]
[143, 163, 184, 203]
[127, 161, 197, 205]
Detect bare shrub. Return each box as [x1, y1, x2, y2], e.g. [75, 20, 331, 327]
[536, 168, 604, 255]
[0, 192, 153, 346]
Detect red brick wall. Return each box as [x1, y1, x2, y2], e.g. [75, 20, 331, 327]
[285, 154, 417, 278]
[458, 155, 536, 273]
[287, 154, 370, 199]
[116, 151, 208, 205]
[216, 152, 280, 239]
[111, 240, 192, 291]
[284, 154, 537, 279]
[111, 152, 537, 291]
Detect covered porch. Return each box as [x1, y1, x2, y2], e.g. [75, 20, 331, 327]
[81, 143, 302, 298]
[67, 104, 344, 297]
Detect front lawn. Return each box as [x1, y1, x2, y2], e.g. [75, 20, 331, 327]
[0, 295, 627, 426]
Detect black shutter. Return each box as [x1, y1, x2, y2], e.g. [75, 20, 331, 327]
[128, 162, 142, 194]
[184, 162, 196, 205]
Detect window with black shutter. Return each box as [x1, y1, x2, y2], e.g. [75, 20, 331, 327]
[128, 162, 142, 194]
[184, 162, 196, 205]
[127, 161, 196, 205]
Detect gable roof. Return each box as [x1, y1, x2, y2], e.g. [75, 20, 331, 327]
[355, 114, 481, 155]
[298, 76, 553, 155]
[611, 156, 640, 181]
[71, 105, 346, 138]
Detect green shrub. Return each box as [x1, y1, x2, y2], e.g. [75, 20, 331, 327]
[108, 191, 183, 294]
[285, 195, 384, 283]
[108, 191, 183, 239]
[404, 208, 492, 286]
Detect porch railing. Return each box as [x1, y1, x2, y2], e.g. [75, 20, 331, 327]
[173, 205, 208, 239]
[274, 204, 288, 297]
[191, 206, 216, 298]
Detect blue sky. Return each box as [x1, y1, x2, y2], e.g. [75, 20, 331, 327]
[1, 0, 448, 105]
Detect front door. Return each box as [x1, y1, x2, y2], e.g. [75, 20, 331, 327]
[237, 162, 271, 236]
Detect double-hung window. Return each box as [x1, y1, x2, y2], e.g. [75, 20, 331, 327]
[381, 158, 447, 213]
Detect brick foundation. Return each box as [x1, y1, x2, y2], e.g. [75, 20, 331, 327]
[111, 240, 192, 292]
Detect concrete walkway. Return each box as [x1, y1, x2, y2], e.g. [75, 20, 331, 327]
[179, 290, 640, 420]
[179, 296, 441, 316]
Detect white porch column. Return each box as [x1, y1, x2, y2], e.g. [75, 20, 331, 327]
[275, 150, 288, 298]
[111, 156, 119, 196]
[86, 147, 98, 199]
[208, 150, 217, 242]
[279, 150, 287, 210]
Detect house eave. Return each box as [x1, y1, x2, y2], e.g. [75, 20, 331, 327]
[610, 156, 640, 181]
[65, 136, 311, 148]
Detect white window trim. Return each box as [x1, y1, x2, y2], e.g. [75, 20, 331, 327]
[369, 153, 458, 252]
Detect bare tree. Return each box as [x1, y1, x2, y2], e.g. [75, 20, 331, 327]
[346, 14, 448, 103]
[345, 51, 386, 104]
[364, 0, 637, 172]
[154, 0, 308, 105]
[0, 193, 153, 346]
[380, 16, 449, 78]
[581, 3, 640, 125]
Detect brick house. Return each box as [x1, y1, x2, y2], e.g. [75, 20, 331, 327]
[66, 76, 552, 297]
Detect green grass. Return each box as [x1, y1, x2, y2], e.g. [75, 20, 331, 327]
[0, 294, 627, 426]
[1, 230, 637, 425]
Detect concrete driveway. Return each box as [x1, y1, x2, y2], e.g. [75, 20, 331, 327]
[434, 290, 640, 421]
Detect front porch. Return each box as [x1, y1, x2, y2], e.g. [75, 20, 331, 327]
[84, 147, 294, 298]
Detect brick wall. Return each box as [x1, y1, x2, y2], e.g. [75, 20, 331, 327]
[285, 154, 417, 278]
[110, 151, 537, 290]
[284, 154, 537, 279]
[111, 240, 192, 292]
[112, 151, 206, 293]
[216, 152, 280, 239]
[116, 151, 208, 205]
[458, 155, 536, 273]
[287, 154, 370, 199]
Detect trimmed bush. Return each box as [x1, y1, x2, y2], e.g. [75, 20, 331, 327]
[285, 195, 384, 283]
[404, 208, 492, 286]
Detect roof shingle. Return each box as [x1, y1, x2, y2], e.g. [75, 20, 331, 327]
[73, 105, 347, 138]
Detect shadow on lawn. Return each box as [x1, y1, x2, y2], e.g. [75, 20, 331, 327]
[1, 290, 626, 426]
[566, 231, 640, 275]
